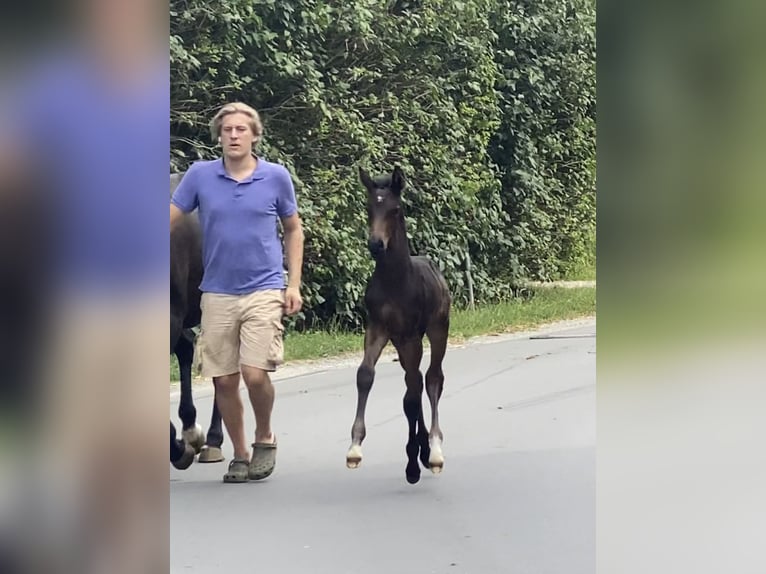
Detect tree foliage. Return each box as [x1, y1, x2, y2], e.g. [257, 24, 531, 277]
[170, 0, 596, 330]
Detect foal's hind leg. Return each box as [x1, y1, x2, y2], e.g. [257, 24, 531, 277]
[346, 325, 388, 469]
[397, 337, 425, 484]
[425, 321, 448, 474]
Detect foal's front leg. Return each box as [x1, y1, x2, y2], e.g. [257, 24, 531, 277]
[346, 325, 388, 469]
[397, 337, 425, 484]
[176, 334, 204, 453]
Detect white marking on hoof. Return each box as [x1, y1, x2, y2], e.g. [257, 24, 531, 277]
[429, 439, 444, 474]
[182, 424, 205, 453]
[346, 444, 363, 469]
[198, 445, 224, 463]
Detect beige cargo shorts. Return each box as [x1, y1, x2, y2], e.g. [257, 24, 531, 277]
[198, 288, 286, 377]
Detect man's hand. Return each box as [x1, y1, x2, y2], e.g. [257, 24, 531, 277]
[284, 286, 303, 315]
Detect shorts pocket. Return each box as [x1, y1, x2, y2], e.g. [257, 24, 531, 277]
[267, 319, 285, 365]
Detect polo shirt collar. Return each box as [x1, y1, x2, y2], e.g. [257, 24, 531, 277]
[215, 155, 264, 183]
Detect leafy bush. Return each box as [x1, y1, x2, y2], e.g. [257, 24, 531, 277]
[170, 0, 596, 329]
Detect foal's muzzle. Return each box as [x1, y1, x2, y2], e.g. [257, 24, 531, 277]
[368, 238, 385, 259]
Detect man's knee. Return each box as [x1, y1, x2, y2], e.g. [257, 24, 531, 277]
[242, 366, 270, 390]
[213, 373, 240, 393]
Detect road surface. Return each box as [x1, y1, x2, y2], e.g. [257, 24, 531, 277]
[170, 319, 595, 574]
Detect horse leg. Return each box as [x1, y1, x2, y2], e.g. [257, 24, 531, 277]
[346, 324, 388, 469]
[425, 321, 449, 474]
[398, 337, 425, 484]
[170, 421, 194, 470]
[198, 399, 225, 463]
[176, 334, 205, 453]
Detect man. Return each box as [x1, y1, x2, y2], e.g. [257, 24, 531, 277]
[170, 102, 305, 483]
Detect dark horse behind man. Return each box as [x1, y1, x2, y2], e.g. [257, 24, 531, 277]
[346, 165, 451, 484]
[169, 172, 224, 469]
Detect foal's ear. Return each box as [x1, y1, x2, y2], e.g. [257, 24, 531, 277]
[358, 166, 375, 191]
[391, 165, 406, 196]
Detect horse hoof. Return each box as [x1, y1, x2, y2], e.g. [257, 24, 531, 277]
[198, 445, 224, 463]
[182, 424, 205, 454]
[406, 459, 421, 484]
[429, 441, 444, 474]
[406, 472, 421, 484]
[346, 445, 362, 469]
[171, 443, 195, 470]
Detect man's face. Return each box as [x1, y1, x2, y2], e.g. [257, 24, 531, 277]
[220, 112, 257, 161]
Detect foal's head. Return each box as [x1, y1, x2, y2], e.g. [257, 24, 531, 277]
[358, 165, 407, 260]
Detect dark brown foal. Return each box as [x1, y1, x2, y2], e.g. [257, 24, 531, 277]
[346, 165, 451, 484]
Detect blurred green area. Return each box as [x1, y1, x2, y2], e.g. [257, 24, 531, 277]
[598, 0, 766, 362]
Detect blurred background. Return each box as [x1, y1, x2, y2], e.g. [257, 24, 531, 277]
[598, 1, 765, 573]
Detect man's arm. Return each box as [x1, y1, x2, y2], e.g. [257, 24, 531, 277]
[169, 166, 200, 233]
[275, 165, 303, 314]
[170, 203, 185, 233]
[281, 213, 304, 289]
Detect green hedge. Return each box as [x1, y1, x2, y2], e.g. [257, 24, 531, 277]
[170, 0, 596, 330]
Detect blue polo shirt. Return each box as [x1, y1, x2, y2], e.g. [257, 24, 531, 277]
[171, 158, 298, 295]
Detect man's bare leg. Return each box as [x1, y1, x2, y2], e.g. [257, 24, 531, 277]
[241, 365, 275, 444]
[212, 373, 249, 459]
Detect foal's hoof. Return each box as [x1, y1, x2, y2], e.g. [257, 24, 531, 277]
[171, 443, 195, 470]
[406, 459, 421, 484]
[429, 441, 444, 474]
[198, 445, 224, 463]
[428, 454, 444, 474]
[346, 445, 363, 469]
[182, 424, 205, 454]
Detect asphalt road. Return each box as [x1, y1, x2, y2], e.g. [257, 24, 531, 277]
[170, 319, 596, 574]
